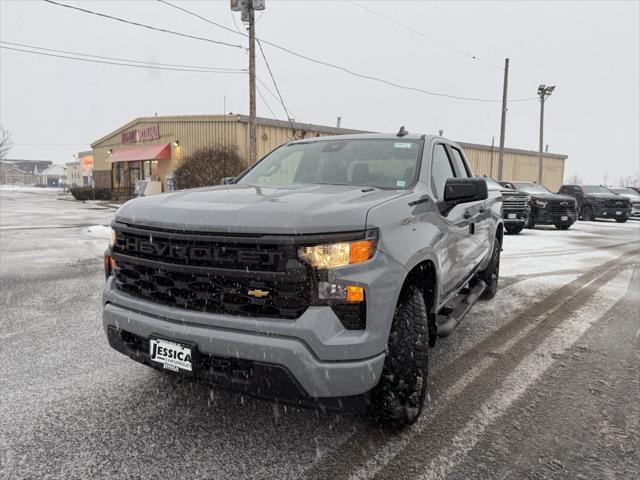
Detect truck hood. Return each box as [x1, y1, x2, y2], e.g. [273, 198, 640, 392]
[528, 192, 576, 203]
[585, 193, 627, 202]
[115, 184, 408, 234]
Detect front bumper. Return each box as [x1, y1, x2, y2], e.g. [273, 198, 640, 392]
[103, 249, 407, 402]
[593, 206, 632, 219]
[502, 210, 529, 224]
[532, 209, 577, 225]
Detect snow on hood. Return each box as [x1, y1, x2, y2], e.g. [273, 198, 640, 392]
[115, 184, 408, 234]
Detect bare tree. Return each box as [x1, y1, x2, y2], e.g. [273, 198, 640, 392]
[565, 173, 583, 185]
[0, 126, 12, 160]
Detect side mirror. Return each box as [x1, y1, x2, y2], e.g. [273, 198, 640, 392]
[440, 178, 488, 214]
[444, 178, 488, 202]
[221, 176, 235, 185]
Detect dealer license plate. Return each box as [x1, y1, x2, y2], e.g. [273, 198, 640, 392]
[561, 215, 568, 221]
[149, 338, 193, 372]
[616, 211, 622, 215]
[508, 213, 517, 219]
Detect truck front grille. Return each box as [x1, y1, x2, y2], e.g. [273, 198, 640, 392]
[549, 201, 576, 215]
[501, 191, 529, 212]
[111, 224, 312, 319]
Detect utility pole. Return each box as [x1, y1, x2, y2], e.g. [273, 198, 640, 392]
[489, 136, 495, 178]
[497, 58, 509, 181]
[231, 0, 265, 164]
[248, 6, 257, 164]
[537, 84, 556, 184]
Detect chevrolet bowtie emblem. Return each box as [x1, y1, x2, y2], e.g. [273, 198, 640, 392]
[248, 289, 270, 298]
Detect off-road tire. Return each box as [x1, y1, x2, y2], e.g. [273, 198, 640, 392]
[615, 217, 628, 223]
[554, 223, 572, 230]
[369, 285, 429, 429]
[581, 206, 593, 221]
[505, 224, 524, 235]
[478, 237, 501, 300]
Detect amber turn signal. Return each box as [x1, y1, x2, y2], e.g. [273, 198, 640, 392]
[348, 240, 375, 265]
[346, 285, 365, 303]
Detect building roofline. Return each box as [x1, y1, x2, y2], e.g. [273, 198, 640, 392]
[456, 141, 568, 160]
[0, 161, 30, 174]
[91, 114, 369, 147]
[235, 115, 368, 135]
[2, 159, 54, 163]
[90, 115, 568, 159]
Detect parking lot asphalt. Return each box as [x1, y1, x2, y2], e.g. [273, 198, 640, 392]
[1, 186, 639, 480]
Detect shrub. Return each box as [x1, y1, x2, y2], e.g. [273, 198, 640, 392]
[70, 186, 112, 201]
[174, 145, 244, 190]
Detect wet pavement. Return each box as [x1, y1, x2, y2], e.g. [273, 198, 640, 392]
[1, 186, 639, 479]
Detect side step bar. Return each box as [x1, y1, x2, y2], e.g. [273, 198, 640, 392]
[436, 280, 487, 338]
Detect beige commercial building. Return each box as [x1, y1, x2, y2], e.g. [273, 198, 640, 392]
[459, 142, 567, 192]
[91, 115, 363, 197]
[91, 114, 567, 197]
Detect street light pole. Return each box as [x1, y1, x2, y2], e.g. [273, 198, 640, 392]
[537, 84, 555, 185]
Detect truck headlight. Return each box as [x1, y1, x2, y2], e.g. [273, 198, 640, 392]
[109, 227, 116, 247]
[534, 199, 548, 208]
[298, 237, 376, 269]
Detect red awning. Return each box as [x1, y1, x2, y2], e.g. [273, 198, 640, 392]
[110, 143, 171, 163]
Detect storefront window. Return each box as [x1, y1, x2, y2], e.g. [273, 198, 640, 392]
[112, 160, 160, 193]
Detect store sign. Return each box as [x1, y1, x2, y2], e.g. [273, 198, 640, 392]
[122, 125, 160, 144]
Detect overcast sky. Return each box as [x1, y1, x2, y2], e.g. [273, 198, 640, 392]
[1, 0, 638, 185]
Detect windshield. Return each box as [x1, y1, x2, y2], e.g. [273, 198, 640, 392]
[512, 182, 552, 194]
[237, 138, 422, 189]
[582, 185, 612, 194]
[610, 188, 640, 198]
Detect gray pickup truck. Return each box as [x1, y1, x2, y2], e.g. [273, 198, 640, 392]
[103, 132, 503, 427]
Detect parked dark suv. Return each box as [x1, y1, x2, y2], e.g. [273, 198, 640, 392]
[484, 177, 530, 234]
[608, 187, 640, 219]
[500, 181, 577, 230]
[559, 185, 631, 223]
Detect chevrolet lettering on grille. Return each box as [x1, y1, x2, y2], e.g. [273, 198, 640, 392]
[117, 237, 283, 264]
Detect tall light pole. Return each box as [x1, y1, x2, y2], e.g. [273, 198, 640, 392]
[537, 84, 555, 185]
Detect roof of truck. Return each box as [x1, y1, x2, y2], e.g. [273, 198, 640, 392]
[288, 133, 443, 143]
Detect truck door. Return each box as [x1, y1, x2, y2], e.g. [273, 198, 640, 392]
[447, 145, 491, 267]
[430, 143, 476, 298]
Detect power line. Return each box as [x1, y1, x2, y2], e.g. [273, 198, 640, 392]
[1, 41, 246, 72]
[255, 84, 278, 120]
[346, 0, 503, 70]
[43, 0, 246, 51]
[1, 45, 247, 74]
[256, 39, 296, 134]
[256, 76, 297, 120]
[157, 0, 535, 103]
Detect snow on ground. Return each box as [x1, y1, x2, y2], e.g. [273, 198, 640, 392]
[1, 188, 639, 480]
